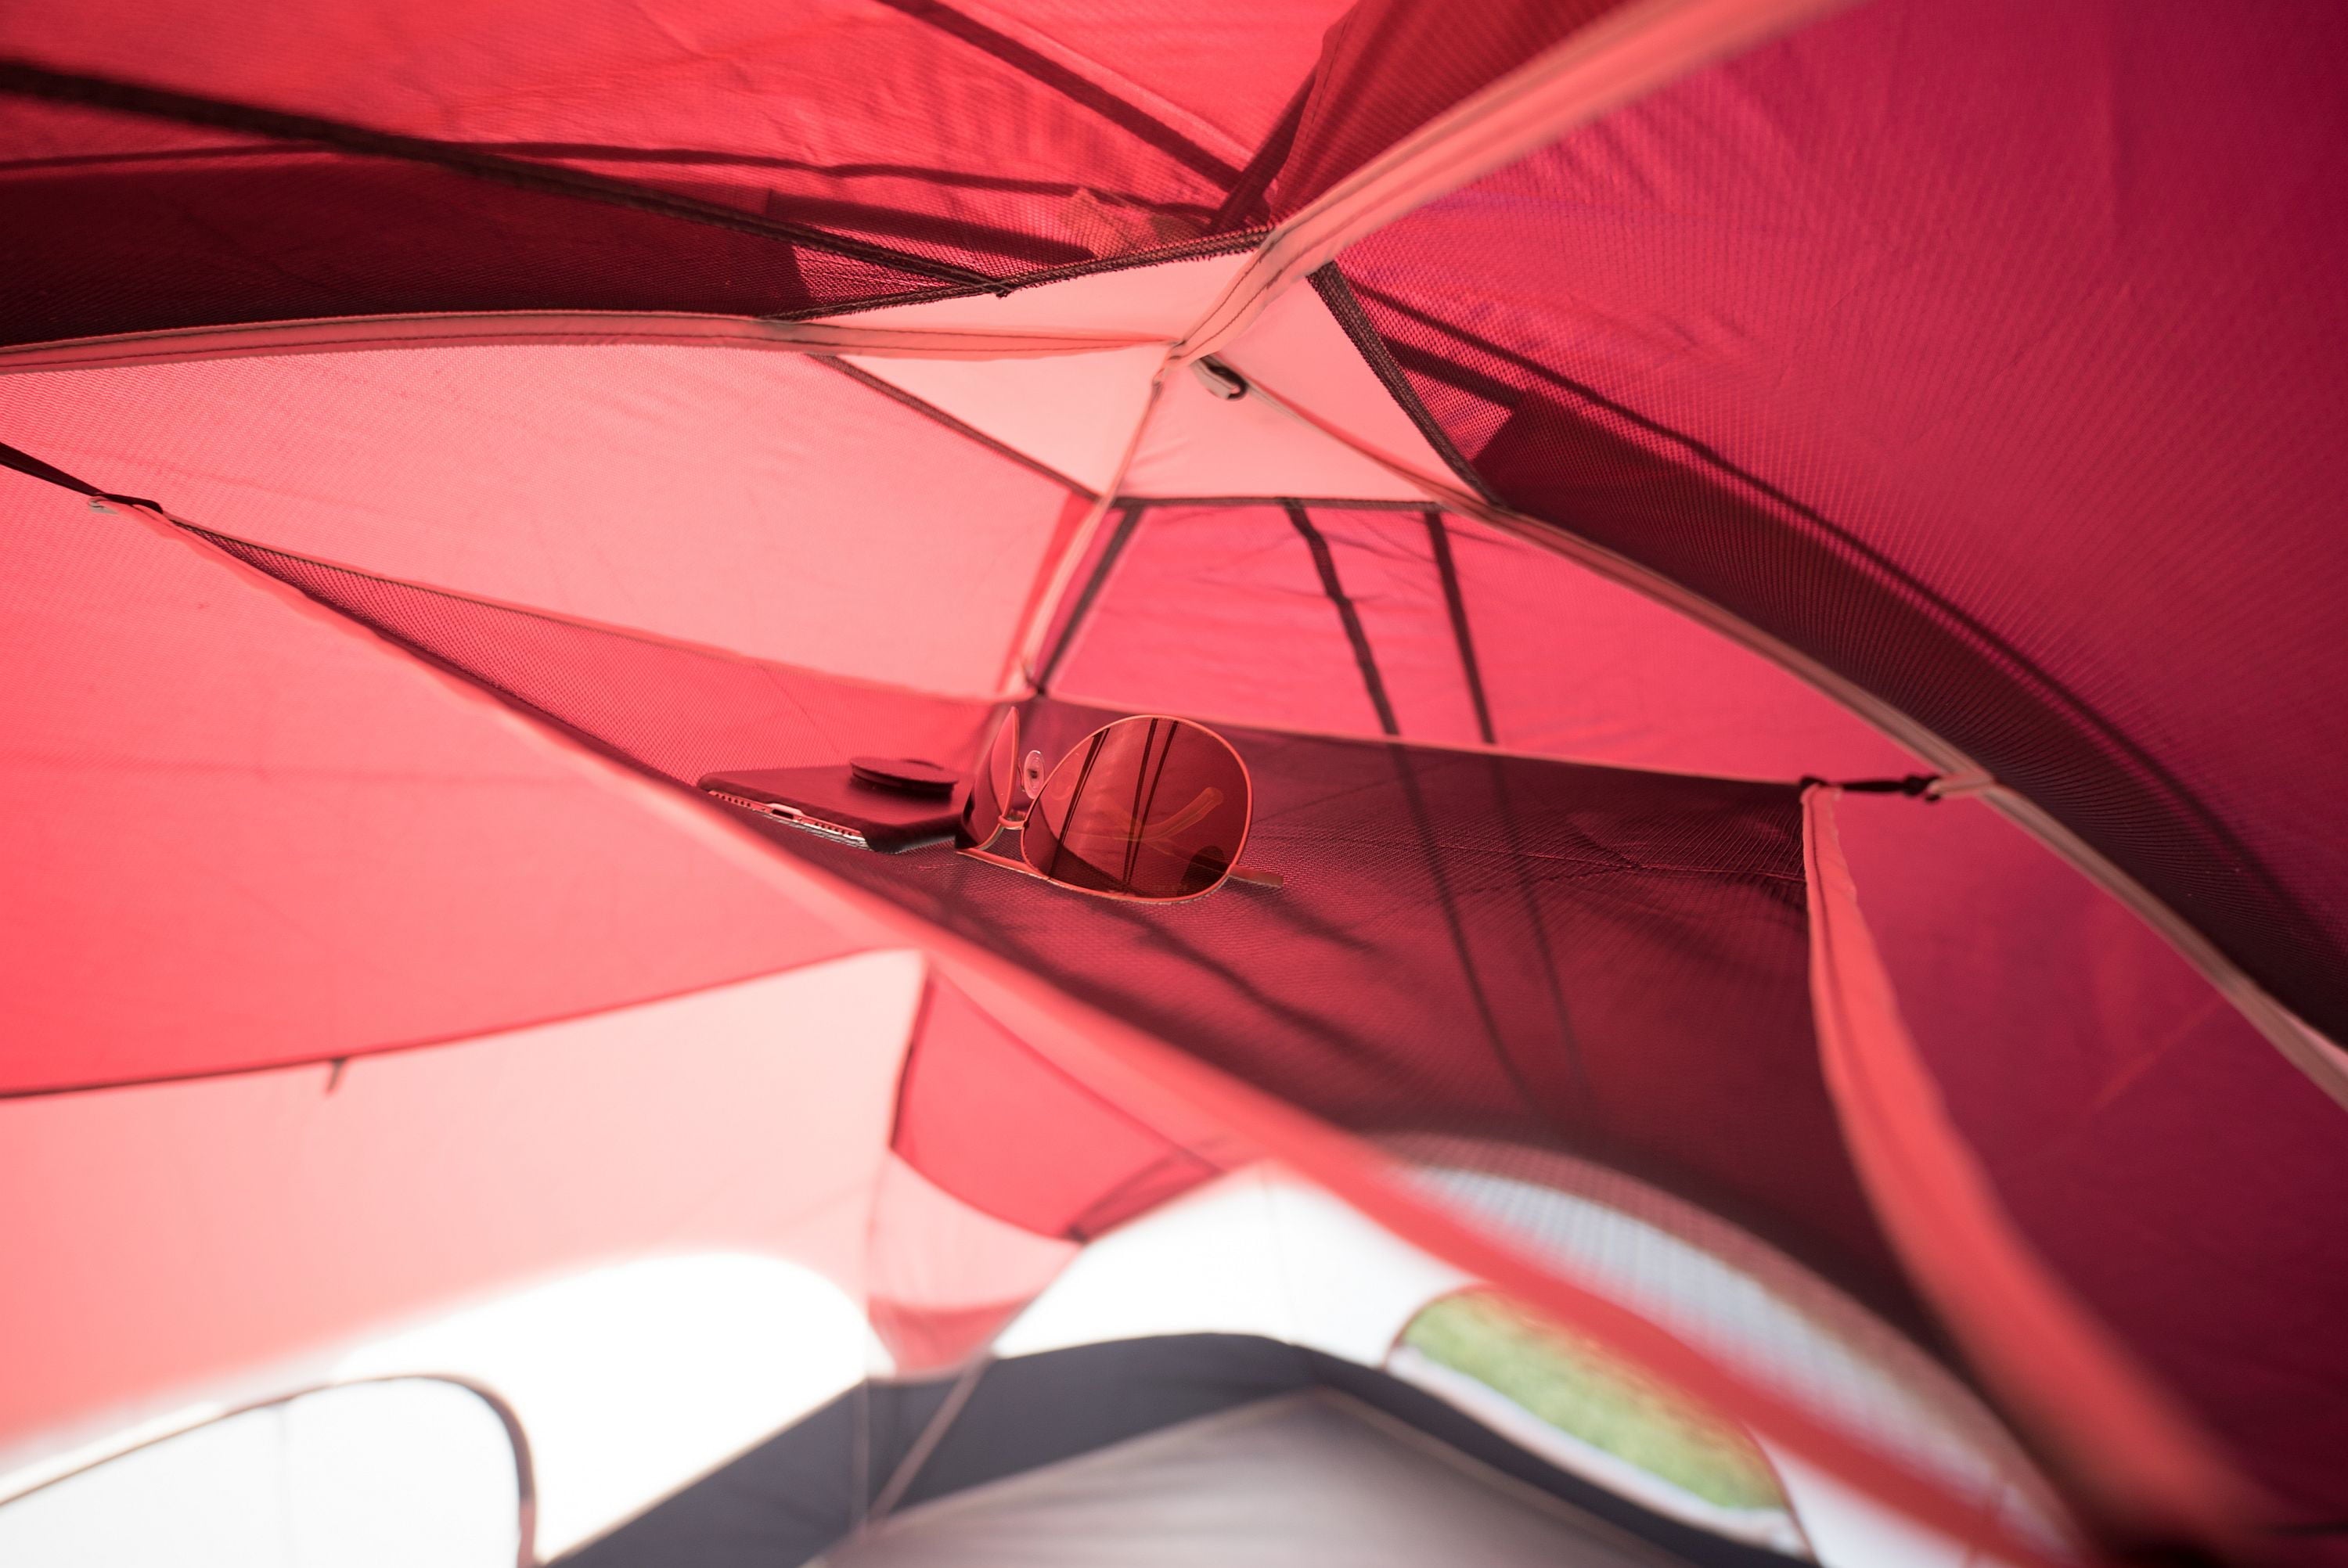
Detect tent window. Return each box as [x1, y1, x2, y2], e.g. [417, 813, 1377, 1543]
[0, 1379, 528, 1568]
[1394, 1289, 1803, 1552]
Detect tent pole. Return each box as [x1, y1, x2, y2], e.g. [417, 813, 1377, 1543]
[866, 1353, 995, 1527]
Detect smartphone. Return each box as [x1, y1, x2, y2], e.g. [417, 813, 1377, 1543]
[698, 764, 962, 853]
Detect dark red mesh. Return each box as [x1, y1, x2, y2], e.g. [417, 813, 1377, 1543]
[0, 99, 967, 347]
[1332, 0, 2348, 1042]
[819, 698, 1931, 1332]
[0, 0, 1331, 346]
[191, 527, 994, 786]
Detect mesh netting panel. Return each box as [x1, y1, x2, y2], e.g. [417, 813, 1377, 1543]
[0, 102, 973, 348]
[792, 697, 1927, 1332]
[195, 527, 993, 787]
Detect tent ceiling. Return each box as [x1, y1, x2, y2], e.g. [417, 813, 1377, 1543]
[0, 345, 1077, 692]
[5, 0, 2345, 1558]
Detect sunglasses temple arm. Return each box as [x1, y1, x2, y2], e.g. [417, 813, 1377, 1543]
[1230, 863, 1284, 890]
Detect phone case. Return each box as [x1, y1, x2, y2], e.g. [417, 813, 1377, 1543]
[698, 764, 963, 853]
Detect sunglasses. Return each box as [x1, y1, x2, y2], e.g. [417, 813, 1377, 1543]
[956, 710, 1280, 903]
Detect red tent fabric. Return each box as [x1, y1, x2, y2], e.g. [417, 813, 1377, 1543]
[4, 2, 2343, 1564]
[1336, 0, 2348, 1045]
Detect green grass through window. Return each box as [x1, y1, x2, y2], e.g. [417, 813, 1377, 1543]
[1402, 1290, 1786, 1512]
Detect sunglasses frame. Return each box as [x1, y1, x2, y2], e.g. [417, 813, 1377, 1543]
[959, 712, 1266, 904]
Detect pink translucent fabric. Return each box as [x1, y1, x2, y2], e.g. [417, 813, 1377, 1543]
[0, 347, 1073, 694]
[1053, 504, 1916, 779]
[865, 1155, 1079, 1371]
[0, 470, 856, 1091]
[189, 524, 999, 793]
[892, 976, 1226, 1242]
[0, 958, 912, 1447]
[1053, 505, 1399, 737]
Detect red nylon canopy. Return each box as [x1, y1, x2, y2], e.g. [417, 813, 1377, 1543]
[3, 2, 2343, 1565]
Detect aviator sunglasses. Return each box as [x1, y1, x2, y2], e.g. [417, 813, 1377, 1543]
[957, 710, 1279, 903]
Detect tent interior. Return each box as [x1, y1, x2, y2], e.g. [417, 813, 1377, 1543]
[3, 2, 2346, 1565]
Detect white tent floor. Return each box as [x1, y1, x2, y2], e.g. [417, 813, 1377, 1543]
[819, 1390, 1671, 1568]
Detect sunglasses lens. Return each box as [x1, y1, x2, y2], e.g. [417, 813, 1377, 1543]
[957, 707, 1020, 849]
[1021, 717, 1250, 900]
